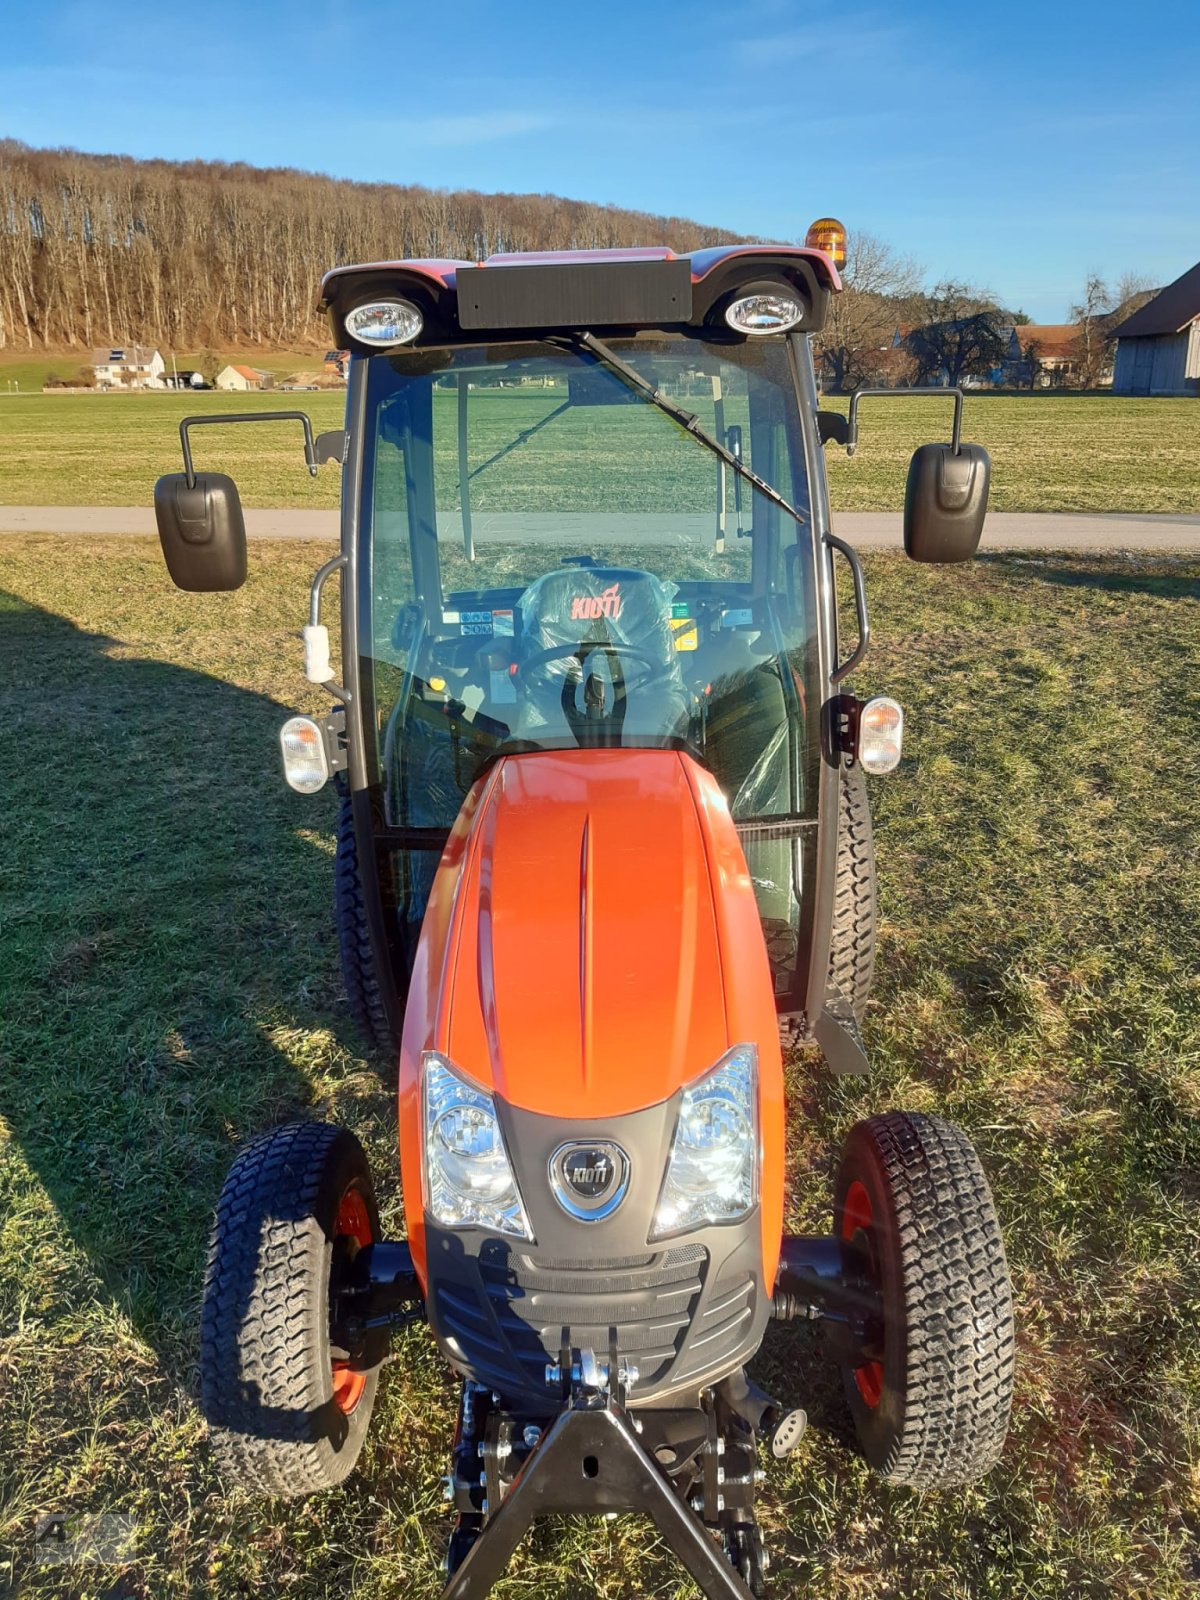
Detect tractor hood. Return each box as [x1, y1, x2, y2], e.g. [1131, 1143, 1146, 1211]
[402, 749, 778, 1121]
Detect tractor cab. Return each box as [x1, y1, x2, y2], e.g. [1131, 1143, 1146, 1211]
[356, 317, 822, 1046]
[155, 229, 991, 1072]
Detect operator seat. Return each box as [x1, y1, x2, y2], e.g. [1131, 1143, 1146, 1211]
[513, 565, 690, 741]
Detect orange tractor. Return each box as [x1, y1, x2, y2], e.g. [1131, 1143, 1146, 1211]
[156, 221, 1012, 1597]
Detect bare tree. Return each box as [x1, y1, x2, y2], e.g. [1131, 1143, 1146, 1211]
[815, 229, 922, 391]
[1070, 273, 1112, 388]
[1022, 337, 1043, 390]
[0, 140, 746, 352]
[905, 282, 1009, 387]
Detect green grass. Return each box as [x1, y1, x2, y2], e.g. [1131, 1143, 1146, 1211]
[1, 538, 1198, 1597]
[0, 390, 1197, 514]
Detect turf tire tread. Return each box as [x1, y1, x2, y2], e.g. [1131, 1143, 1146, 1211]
[839, 1112, 1014, 1489]
[335, 792, 398, 1055]
[828, 764, 877, 1023]
[200, 1121, 378, 1497]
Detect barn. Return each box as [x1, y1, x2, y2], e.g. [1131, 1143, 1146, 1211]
[1110, 259, 1200, 396]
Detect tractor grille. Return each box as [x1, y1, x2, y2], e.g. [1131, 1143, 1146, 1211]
[433, 1243, 758, 1398]
[436, 1245, 704, 1390]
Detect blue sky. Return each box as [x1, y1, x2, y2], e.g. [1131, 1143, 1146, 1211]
[3, 0, 1197, 320]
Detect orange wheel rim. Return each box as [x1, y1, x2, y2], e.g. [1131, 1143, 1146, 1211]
[841, 1179, 884, 1409]
[331, 1187, 373, 1416]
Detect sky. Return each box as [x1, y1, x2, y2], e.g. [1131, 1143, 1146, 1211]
[2, 0, 1198, 322]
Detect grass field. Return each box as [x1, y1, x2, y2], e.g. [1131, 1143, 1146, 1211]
[0, 348, 327, 395]
[0, 389, 1197, 515]
[1, 536, 1197, 1597]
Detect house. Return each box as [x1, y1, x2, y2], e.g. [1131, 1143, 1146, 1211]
[215, 364, 274, 392]
[324, 350, 349, 382]
[91, 345, 165, 389]
[1110, 260, 1200, 395]
[1013, 325, 1086, 387]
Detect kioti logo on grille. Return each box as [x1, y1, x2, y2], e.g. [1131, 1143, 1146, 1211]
[564, 1150, 613, 1197]
[549, 1140, 630, 1220]
[569, 583, 622, 622]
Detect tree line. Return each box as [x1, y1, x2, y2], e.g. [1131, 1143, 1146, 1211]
[815, 231, 1156, 392]
[0, 141, 743, 351]
[1, 140, 1156, 390]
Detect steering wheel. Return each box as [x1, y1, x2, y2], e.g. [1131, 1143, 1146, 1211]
[514, 640, 663, 696]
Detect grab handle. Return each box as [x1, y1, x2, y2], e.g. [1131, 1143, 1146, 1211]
[825, 533, 870, 685]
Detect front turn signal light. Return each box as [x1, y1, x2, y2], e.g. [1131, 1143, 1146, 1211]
[280, 715, 330, 793]
[858, 696, 903, 773]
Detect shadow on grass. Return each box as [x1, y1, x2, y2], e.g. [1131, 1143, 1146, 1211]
[0, 590, 387, 1368]
[978, 551, 1200, 601]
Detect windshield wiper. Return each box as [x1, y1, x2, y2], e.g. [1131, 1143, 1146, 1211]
[569, 331, 808, 529]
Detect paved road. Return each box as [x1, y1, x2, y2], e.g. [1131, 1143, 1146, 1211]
[1, 505, 1198, 551]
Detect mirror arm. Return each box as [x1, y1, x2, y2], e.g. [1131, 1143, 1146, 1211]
[178, 410, 319, 488]
[307, 551, 351, 705]
[309, 551, 347, 628]
[846, 386, 964, 458]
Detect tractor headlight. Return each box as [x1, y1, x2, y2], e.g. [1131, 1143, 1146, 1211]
[650, 1045, 757, 1240]
[422, 1053, 532, 1239]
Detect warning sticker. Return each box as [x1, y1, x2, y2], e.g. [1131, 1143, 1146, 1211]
[669, 617, 699, 652]
[670, 601, 690, 619]
[491, 609, 515, 637]
[462, 621, 492, 636]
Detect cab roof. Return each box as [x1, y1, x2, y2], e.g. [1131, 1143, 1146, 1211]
[319, 244, 841, 348]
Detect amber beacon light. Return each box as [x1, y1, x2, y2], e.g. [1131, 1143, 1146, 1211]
[805, 217, 847, 268]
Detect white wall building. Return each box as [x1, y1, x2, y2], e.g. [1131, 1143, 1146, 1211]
[215, 364, 273, 392]
[91, 345, 166, 389]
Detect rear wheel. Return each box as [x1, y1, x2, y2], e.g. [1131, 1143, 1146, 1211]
[833, 1112, 1014, 1488]
[828, 764, 876, 1024]
[335, 790, 399, 1056]
[200, 1121, 385, 1496]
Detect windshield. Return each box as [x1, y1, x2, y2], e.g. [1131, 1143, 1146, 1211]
[361, 333, 819, 840]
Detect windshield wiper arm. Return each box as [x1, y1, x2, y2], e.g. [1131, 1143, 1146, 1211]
[570, 331, 808, 528]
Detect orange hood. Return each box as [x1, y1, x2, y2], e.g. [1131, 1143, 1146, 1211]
[397, 747, 785, 1283]
[402, 749, 779, 1119]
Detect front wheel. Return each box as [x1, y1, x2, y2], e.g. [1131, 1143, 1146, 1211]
[833, 1112, 1014, 1489]
[200, 1121, 385, 1496]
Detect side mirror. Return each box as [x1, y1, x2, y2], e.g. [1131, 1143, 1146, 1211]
[903, 442, 990, 563]
[154, 471, 247, 591]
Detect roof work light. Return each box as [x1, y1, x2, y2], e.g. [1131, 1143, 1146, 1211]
[344, 299, 424, 347]
[805, 217, 848, 269]
[725, 285, 806, 336]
